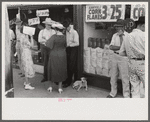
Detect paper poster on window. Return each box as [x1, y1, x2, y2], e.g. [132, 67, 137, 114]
[36, 9, 49, 17]
[28, 17, 40, 26]
[23, 26, 35, 36]
[86, 4, 125, 22]
[130, 4, 145, 21]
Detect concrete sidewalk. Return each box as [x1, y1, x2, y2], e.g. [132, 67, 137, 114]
[13, 66, 123, 98]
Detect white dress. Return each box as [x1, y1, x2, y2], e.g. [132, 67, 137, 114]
[20, 34, 35, 78]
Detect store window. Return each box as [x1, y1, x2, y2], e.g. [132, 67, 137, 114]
[83, 4, 144, 78]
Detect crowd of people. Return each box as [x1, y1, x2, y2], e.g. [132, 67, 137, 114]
[9, 16, 145, 98]
[9, 17, 79, 93]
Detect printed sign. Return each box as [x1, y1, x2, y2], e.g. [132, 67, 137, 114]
[86, 4, 125, 22]
[23, 26, 35, 36]
[28, 17, 40, 26]
[36, 9, 49, 17]
[130, 4, 145, 21]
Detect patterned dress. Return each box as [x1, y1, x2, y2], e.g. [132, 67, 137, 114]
[20, 34, 35, 78]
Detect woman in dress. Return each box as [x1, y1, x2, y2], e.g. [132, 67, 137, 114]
[20, 22, 35, 90]
[46, 23, 67, 94]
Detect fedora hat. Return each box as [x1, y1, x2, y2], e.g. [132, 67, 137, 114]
[42, 18, 55, 25]
[52, 23, 64, 29]
[114, 19, 125, 27]
[15, 18, 22, 25]
[135, 16, 145, 25]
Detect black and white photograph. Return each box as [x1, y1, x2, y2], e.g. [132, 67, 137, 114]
[2, 1, 148, 120]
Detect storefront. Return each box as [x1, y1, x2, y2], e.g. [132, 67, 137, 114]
[77, 4, 145, 93]
[6, 3, 145, 94]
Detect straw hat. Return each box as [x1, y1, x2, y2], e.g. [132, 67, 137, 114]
[114, 19, 125, 27]
[52, 23, 64, 29]
[42, 18, 55, 25]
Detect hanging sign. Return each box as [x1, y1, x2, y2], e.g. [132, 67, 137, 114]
[28, 17, 40, 26]
[36, 9, 49, 17]
[86, 4, 125, 22]
[130, 4, 145, 21]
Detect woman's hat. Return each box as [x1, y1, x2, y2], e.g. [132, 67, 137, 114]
[114, 19, 125, 27]
[42, 18, 55, 25]
[15, 18, 22, 25]
[135, 16, 145, 25]
[52, 23, 64, 29]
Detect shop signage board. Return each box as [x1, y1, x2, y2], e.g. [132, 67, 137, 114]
[36, 9, 49, 17]
[28, 17, 40, 26]
[86, 4, 125, 22]
[130, 4, 145, 21]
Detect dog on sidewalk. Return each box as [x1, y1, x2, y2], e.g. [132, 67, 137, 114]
[72, 77, 88, 91]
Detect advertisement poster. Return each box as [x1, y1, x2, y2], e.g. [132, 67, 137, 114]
[86, 4, 125, 22]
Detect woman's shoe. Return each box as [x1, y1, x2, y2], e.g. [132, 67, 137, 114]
[20, 74, 25, 77]
[58, 88, 63, 94]
[25, 84, 35, 90]
[47, 87, 52, 92]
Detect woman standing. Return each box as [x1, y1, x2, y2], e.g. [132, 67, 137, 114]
[20, 23, 35, 90]
[46, 23, 67, 94]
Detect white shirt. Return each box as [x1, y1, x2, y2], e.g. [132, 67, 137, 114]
[66, 28, 79, 47]
[38, 28, 56, 45]
[119, 29, 145, 58]
[109, 31, 129, 53]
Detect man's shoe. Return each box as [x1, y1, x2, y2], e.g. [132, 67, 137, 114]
[41, 79, 47, 83]
[107, 95, 114, 98]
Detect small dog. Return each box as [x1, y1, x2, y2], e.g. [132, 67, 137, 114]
[72, 77, 88, 91]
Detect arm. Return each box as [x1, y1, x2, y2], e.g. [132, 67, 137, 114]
[109, 34, 120, 51]
[69, 30, 79, 47]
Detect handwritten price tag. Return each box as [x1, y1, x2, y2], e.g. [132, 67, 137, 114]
[130, 4, 145, 21]
[28, 17, 40, 26]
[86, 4, 125, 22]
[36, 9, 49, 17]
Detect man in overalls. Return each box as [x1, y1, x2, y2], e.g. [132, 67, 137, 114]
[107, 19, 130, 98]
[120, 16, 145, 98]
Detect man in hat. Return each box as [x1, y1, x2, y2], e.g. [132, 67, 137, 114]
[38, 18, 56, 82]
[62, 19, 79, 88]
[119, 16, 145, 98]
[107, 19, 130, 98]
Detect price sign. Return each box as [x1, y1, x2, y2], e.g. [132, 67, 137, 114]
[86, 4, 125, 22]
[28, 17, 40, 26]
[36, 9, 49, 17]
[130, 4, 145, 21]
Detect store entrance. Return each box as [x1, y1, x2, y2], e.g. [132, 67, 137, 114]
[8, 5, 74, 65]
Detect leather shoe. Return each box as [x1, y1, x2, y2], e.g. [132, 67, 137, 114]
[107, 95, 114, 98]
[41, 79, 47, 83]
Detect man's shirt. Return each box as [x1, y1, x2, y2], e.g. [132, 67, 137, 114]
[119, 29, 145, 58]
[66, 28, 79, 47]
[109, 31, 129, 53]
[38, 28, 56, 45]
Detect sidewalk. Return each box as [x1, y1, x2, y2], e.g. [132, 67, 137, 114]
[13, 65, 123, 98]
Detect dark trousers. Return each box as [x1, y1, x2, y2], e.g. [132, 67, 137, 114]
[41, 44, 50, 80]
[64, 46, 78, 85]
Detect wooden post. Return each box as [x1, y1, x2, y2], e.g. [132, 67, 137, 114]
[5, 6, 14, 97]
